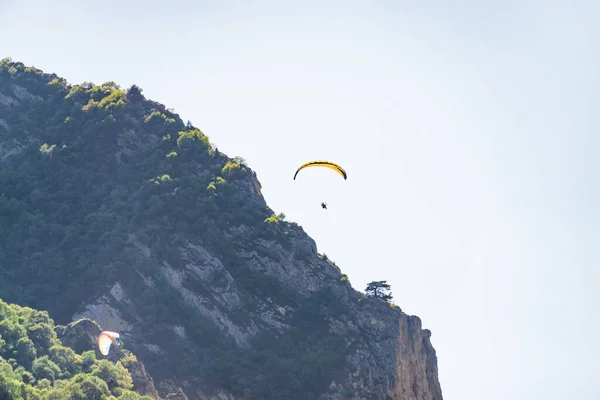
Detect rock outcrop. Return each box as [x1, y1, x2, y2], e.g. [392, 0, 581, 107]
[54, 318, 102, 355]
[122, 357, 161, 399]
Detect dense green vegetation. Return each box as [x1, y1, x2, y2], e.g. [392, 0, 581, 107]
[0, 298, 152, 400]
[0, 58, 366, 399]
[0, 57, 270, 320]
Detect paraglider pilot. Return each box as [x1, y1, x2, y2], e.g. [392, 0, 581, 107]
[321, 202, 327, 209]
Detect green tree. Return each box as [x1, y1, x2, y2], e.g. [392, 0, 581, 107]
[64, 374, 110, 400]
[365, 280, 393, 302]
[91, 359, 133, 394]
[127, 84, 144, 102]
[49, 344, 82, 378]
[27, 323, 57, 355]
[80, 350, 97, 372]
[36, 378, 51, 390]
[14, 337, 37, 368]
[0, 374, 21, 400]
[31, 355, 61, 383]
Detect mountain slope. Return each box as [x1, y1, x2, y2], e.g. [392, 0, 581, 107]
[0, 58, 443, 400]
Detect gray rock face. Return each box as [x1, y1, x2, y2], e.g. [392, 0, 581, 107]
[73, 203, 443, 400]
[54, 318, 102, 355]
[124, 358, 161, 399]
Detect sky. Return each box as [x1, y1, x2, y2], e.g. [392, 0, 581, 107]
[1, 0, 599, 399]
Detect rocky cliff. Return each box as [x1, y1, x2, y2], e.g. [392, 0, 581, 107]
[0, 58, 443, 400]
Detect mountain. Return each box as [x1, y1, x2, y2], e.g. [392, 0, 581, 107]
[0, 58, 443, 400]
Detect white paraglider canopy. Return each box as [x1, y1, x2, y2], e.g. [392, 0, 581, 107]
[97, 331, 121, 356]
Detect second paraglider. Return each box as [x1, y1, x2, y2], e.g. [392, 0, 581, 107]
[97, 331, 122, 356]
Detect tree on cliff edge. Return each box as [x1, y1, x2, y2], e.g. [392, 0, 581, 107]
[127, 84, 144, 102]
[365, 280, 393, 302]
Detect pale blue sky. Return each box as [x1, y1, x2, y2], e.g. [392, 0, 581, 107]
[1, 1, 598, 399]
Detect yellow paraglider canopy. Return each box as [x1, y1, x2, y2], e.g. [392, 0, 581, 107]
[293, 160, 347, 180]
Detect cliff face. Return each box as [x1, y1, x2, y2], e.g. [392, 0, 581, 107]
[74, 225, 443, 400]
[0, 58, 443, 400]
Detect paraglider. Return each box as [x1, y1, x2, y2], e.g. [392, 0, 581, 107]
[97, 331, 122, 356]
[293, 160, 347, 181]
[294, 160, 346, 209]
